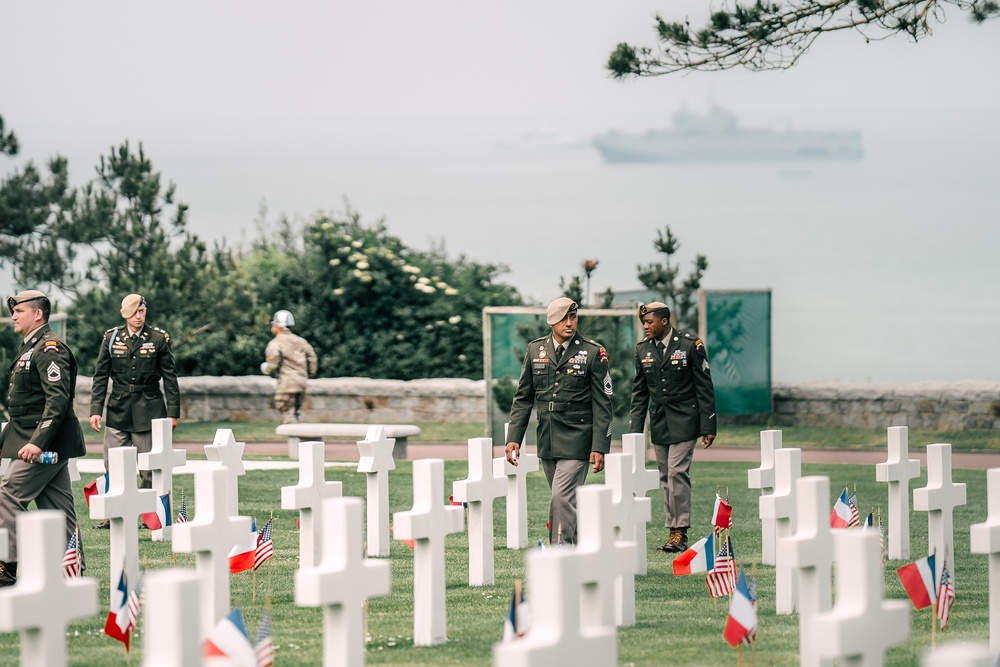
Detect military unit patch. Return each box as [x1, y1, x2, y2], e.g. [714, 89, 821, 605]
[43, 341, 59, 353]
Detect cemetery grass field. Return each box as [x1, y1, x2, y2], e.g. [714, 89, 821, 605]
[0, 455, 990, 666]
[79, 420, 1000, 451]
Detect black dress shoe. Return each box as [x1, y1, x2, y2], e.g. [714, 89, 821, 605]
[0, 561, 17, 587]
[94, 519, 111, 530]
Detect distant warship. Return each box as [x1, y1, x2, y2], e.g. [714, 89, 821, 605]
[592, 105, 862, 163]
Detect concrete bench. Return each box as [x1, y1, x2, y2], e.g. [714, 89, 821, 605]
[275, 423, 421, 460]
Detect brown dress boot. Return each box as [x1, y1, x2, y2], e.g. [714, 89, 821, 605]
[657, 528, 685, 553]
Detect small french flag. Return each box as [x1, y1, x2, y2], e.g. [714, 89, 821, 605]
[896, 553, 937, 610]
[830, 488, 852, 529]
[141, 494, 172, 531]
[672, 533, 716, 576]
[84, 474, 109, 508]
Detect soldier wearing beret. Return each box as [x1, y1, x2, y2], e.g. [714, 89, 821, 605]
[505, 297, 614, 545]
[0, 290, 87, 586]
[629, 301, 717, 553]
[89, 294, 180, 528]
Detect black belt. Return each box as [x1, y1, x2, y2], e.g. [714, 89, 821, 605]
[7, 405, 44, 416]
[537, 401, 590, 413]
[115, 382, 159, 393]
[663, 391, 695, 405]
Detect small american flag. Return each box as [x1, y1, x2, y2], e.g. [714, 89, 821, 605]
[254, 612, 275, 667]
[706, 535, 736, 598]
[62, 528, 82, 577]
[176, 489, 187, 523]
[848, 491, 860, 528]
[937, 556, 955, 630]
[878, 511, 886, 567]
[254, 518, 274, 571]
[126, 571, 144, 630]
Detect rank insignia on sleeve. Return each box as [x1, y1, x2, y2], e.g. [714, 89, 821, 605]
[603, 372, 613, 396]
[46, 361, 62, 382]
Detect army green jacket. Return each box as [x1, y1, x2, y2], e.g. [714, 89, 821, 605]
[506, 333, 614, 461]
[0, 324, 86, 459]
[628, 329, 717, 445]
[89, 324, 181, 432]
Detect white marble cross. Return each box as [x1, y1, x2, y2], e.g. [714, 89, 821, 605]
[67, 457, 80, 483]
[621, 433, 657, 575]
[451, 437, 506, 586]
[914, 442, 967, 582]
[779, 475, 834, 667]
[759, 447, 800, 614]
[749, 429, 782, 566]
[357, 425, 397, 557]
[495, 424, 539, 549]
[138, 417, 187, 542]
[492, 547, 616, 666]
[89, 446, 156, 608]
[971, 467, 1000, 656]
[281, 440, 343, 569]
[204, 428, 247, 518]
[393, 458, 464, 646]
[603, 452, 648, 627]
[810, 530, 910, 665]
[296, 497, 392, 667]
[576, 484, 637, 629]
[0, 511, 98, 667]
[172, 466, 253, 635]
[922, 641, 995, 666]
[875, 426, 921, 560]
[141, 569, 202, 667]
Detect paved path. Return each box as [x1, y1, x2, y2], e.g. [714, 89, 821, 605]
[83, 441, 1000, 471]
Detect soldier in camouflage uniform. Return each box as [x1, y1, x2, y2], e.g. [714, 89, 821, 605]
[89, 294, 181, 529]
[505, 297, 613, 545]
[628, 301, 717, 554]
[261, 310, 317, 424]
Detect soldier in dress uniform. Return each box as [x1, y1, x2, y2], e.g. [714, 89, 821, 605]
[90, 294, 180, 528]
[628, 301, 717, 553]
[0, 290, 87, 585]
[261, 310, 317, 424]
[505, 297, 614, 545]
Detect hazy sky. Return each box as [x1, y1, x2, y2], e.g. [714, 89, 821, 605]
[5, 1, 997, 147]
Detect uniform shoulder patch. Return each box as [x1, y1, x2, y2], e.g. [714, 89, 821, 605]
[42, 340, 60, 353]
[153, 326, 171, 342]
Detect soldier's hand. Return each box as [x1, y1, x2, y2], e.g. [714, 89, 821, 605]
[702, 434, 716, 449]
[505, 442, 520, 466]
[590, 451, 605, 473]
[171, 417, 178, 430]
[89, 415, 102, 432]
[18, 443, 42, 463]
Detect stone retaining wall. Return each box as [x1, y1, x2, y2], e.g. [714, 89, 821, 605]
[771, 381, 1000, 430]
[75, 377, 1000, 431]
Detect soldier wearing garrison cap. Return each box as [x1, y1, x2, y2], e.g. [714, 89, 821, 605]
[505, 297, 614, 545]
[89, 294, 180, 528]
[629, 301, 717, 554]
[0, 290, 86, 586]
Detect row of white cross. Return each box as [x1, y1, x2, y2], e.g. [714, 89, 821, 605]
[0, 421, 999, 665]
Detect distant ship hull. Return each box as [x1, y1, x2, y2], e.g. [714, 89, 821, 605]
[593, 128, 863, 163]
[593, 105, 862, 164]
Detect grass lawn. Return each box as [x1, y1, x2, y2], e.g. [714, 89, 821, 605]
[80, 420, 1000, 453]
[0, 451, 990, 666]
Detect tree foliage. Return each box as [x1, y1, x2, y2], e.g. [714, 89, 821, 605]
[636, 225, 708, 331]
[0, 116, 17, 156]
[608, 0, 1000, 76]
[65, 142, 262, 375]
[247, 208, 523, 380]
